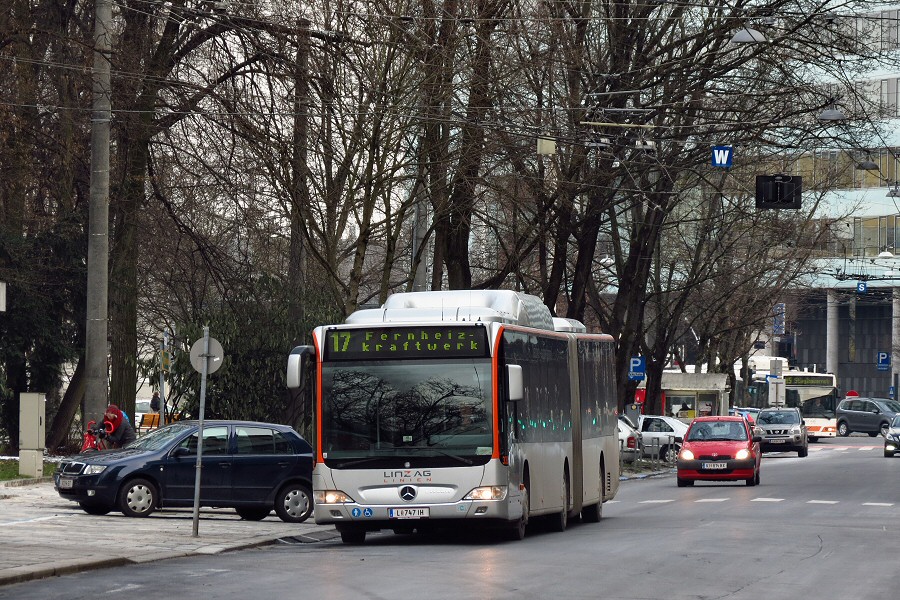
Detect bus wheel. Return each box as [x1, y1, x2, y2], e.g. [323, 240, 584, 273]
[549, 470, 569, 533]
[339, 529, 366, 545]
[507, 479, 529, 541]
[581, 465, 604, 523]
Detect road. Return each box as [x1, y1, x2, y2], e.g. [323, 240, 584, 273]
[3, 436, 897, 600]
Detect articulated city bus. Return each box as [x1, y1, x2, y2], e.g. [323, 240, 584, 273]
[746, 371, 839, 440]
[286, 290, 619, 544]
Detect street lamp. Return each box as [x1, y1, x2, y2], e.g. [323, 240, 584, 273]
[729, 27, 767, 43]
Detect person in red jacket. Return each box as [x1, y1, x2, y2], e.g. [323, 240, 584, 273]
[102, 404, 136, 448]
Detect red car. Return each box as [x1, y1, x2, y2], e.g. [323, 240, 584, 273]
[676, 416, 762, 487]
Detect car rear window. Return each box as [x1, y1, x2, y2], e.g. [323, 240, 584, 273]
[235, 426, 295, 455]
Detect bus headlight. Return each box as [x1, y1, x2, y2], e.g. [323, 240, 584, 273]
[314, 490, 355, 504]
[680, 449, 694, 460]
[735, 449, 750, 460]
[464, 486, 508, 501]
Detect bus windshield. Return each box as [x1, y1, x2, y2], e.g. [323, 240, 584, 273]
[320, 358, 493, 467]
[797, 391, 837, 418]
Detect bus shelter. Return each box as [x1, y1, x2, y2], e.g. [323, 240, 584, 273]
[638, 373, 730, 422]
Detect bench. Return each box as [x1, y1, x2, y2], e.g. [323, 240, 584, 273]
[137, 413, 160, 433]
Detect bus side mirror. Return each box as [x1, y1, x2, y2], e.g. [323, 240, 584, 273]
[507, 364, 523, 401]
[287, 345, 315, 389]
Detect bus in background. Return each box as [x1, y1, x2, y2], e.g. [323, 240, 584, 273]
[745, 371, 838, 441]
[287, 290, 619, 544]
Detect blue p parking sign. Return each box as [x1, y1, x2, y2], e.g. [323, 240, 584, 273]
[628, 356, 646, 381]
[877, 352, 890, 371]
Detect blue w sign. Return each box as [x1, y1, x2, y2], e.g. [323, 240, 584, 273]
[711, 146, 733, 168]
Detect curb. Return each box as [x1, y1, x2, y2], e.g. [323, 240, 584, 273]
[0, 536, 285, 587]
[0, 557, 131, 587]
[1, 477, 53, 488]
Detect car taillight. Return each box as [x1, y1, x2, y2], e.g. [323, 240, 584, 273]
[627, 435, 636, 449]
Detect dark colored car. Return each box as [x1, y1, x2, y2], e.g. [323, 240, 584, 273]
[884, 414, 900, 457]
[755, 407, 808, 457]
[676, 416, 762, 487]
[835, 397, 900, 437]
[54, 420, 313, 522]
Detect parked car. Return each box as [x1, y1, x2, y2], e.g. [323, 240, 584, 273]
[755, 407, 808, 457]
[54, 420, 313, 522]
[676, 416, 762, 487]
[731, 406, 760, 424]
[835, 397, 900, 437]
[884, 414, 900, 457]
[617, 418, 643, 464]
[637, 414, 687, 462]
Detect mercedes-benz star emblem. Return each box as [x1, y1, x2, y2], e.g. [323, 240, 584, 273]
[399, 486, 417, 501]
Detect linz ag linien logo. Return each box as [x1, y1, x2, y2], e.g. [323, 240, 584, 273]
[383, 470, 432, 483]
[399, 486, 417, 502]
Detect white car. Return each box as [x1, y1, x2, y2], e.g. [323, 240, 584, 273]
[617, 418, 643, 464]
[637, 414, 688, 462]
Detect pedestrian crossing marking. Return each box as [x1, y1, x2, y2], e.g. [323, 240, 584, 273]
[807, 500, 839, 504]
[862, 502, 894, 507]
[639, 499, 675, 504]
[751, 497, 784, 502]
[694, 498, 729, 503]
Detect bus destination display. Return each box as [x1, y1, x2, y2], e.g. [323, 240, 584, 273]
[324, 325, 490, 361]
[783, 375, 833, 387]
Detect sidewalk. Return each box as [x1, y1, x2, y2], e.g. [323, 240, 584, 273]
[0, 478, 339, 587]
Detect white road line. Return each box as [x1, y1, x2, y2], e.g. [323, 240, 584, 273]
[639, 499, 675, 504]
[694, 498, 729, 503]
[807, 500, 839, 504]
[862, 502, 894, 507]
[751, 497, 784, 502]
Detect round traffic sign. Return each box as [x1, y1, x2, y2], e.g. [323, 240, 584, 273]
[189, 337, 224, 374]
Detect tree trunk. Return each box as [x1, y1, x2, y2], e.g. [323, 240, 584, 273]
[47, 356, 85, 453]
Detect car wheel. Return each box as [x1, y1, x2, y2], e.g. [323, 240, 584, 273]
[885, 449, 895, 458]
[79, 502, 112, 516]
[118, 478, 157, 517]
[661, 444, 679, 463]
[880, 422, 890, 437]
[798, 445, 808, 458]
[235, 507, 270, 521]
[755, 469, 760, 486]
[808, 436, 818, 443]
[677, 477, 693, 487]
[746, 470, 757, 487]
[275, 482, 313, 523]
[867, 431, 879, 437]
[339, 528, 366, 544]
[837, 421, 850, 437]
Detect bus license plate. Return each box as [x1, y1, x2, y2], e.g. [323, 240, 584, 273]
[701, 462, 727, 470]
[58, 477, 74, 489]
[389, 508, 429, 519]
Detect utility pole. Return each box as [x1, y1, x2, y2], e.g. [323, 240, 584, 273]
[288, 18, 310, 336]
[85, 0, 112, 421]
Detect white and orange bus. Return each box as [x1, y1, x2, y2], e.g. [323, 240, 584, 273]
[746, 371, 839, 440]
[287, 290, 619, 544]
